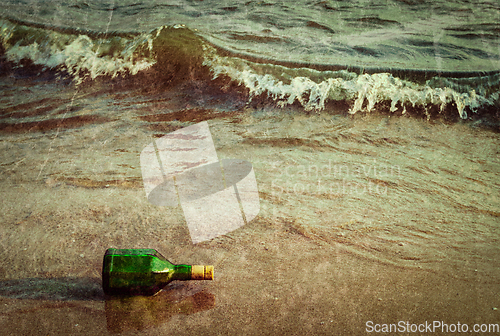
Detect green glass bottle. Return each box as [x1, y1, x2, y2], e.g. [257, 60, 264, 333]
[102, 248, 214, 296]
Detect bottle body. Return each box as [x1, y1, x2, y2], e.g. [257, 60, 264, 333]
[102, 248, 213, 296]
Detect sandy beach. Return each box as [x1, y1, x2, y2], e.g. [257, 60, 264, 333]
[1, 77, 499, 334]
[1, 1, 499, 331]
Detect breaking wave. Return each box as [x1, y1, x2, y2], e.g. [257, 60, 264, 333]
[1, 17, 499, 119]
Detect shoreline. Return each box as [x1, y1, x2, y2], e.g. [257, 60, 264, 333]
[0, 78, 499, 334]
[0, 226, 498, 335]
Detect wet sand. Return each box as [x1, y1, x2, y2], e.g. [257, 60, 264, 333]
[0, 79, 499, 335]
[0, 214, 498, 335]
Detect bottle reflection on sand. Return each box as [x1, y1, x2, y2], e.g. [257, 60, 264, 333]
[105, 284, 215, 334]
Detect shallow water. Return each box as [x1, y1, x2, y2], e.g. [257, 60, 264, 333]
[0, 1, 499, 335]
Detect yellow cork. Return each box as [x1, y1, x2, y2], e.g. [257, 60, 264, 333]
[192, 265, 214, 280]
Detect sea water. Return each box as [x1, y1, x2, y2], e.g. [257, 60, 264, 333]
[0, 1, 499, 332]
[0, 0, 499, 117]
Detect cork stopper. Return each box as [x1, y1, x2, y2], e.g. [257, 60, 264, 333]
[191, 265, 214, 280]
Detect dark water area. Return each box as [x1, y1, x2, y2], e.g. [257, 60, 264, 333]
[0, 0, 499, 119]
[0, 1, 499, 335]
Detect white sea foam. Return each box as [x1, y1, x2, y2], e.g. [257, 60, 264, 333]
[1, 18, 496, 118]
[205, 53, 491, 119]
[1, 19, 157, 84]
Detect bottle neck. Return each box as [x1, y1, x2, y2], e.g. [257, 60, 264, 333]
[155, 264, 192, 283]
[173, 264, 192, 280]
